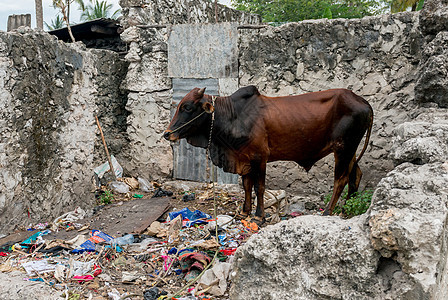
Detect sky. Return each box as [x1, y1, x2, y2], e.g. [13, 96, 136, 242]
[0, 0, 232, 32]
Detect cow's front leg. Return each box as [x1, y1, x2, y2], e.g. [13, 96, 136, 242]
[240, 174, 254, 218]
[254, 162, 267, 224]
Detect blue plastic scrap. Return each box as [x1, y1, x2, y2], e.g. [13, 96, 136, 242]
[72, 230, 114, 254]
[21, 230, 51, 245]
[168, 208, 212, 227]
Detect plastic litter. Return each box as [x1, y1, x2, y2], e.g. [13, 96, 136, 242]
[206, 214, 233, 230]
[109, 181, 130, 194]
[121, 270, 141, 283]
[109, 234, 135, 247]
[0, 181, 278, 299]
[21, 259, 57, 276]
[72, 230, 114, 254]
[94, 155, 123, 179]
[107, 288, 122, 300]
[152, 188, 173, 198]
[143, 287, 167, 300]
[197, 261, 232, 296]
[168, 208, 212, 228]
[21, 230, 51, 246]
[138, 177, 154, 193]
[182, 193, 195, 202]
[53, 207, 86, 228]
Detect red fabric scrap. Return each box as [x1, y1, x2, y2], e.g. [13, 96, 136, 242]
[73, 275, 94, 283]
[0, 252, 8, 256]
[93, 264, 102, 277]
[220, 248, 237, 256]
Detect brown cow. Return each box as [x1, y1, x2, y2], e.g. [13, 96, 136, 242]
[164, 86, 373, 223]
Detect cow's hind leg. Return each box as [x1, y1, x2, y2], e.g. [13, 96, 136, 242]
[348, 159, 362, 199]
[238, 174, 253, 219]
[323, 153, 355, 216]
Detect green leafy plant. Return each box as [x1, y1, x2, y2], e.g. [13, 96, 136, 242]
[99, 190, 114, 205]
[324, 188, 373, 218]
[45, 15, 65, 30]
[75, 0, 121, 21]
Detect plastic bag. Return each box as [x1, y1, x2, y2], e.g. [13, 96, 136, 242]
[94, 155, 123, 179]
[109, 181, 130, 194]
[138, 177, 154, 192]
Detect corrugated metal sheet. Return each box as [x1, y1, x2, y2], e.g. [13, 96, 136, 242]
[168, 23, 238, 78]
[172, 78, 238, 184]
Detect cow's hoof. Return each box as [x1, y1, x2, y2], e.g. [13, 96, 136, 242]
[251, 216, 266, 226]
[235, 212, 250, 220]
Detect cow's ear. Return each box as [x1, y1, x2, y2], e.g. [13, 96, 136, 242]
[202, 101, 215, 114]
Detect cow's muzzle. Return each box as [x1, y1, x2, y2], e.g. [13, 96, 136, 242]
[163, 130, 171, 140]
[163, 130, 178, 141]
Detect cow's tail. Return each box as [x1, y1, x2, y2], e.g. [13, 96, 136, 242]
[355, 107, 374, 165]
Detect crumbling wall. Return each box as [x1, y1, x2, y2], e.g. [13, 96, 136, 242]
[92, 49, 130, 164]
[119, 0, 261, 28]
[0, 28, 127, 234]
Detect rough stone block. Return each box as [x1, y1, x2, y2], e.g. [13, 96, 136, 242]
[415, 32, 448, 108]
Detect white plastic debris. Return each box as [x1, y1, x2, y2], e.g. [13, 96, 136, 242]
[138, 177, 154, 192]
[94, 155, 123, 179]
[109, 181, 130, 194]
[53, 207, 87, 226]
[22, 259, 57, 276]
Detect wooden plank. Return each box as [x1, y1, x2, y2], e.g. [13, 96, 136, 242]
[132, 197, 171, 234]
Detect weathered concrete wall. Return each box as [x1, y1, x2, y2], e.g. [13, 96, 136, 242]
[119, 0, 261, 29]
[0, 28, 128, 234]
[239, 12, 422, 200]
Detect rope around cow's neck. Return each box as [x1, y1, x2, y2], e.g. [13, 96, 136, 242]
[170, 96, 219, 298]
[168, 110, 206, 134]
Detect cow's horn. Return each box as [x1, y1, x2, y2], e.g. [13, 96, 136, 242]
[197, 87, 206, 97]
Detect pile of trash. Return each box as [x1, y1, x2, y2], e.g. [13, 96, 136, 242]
[0, 202, 262, 300]
[0, 157, 308, 299]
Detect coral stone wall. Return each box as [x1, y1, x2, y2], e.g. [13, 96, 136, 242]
[0, 28, 128, 234]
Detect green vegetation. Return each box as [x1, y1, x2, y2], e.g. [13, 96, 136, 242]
[75, 0, 121, 21]
[45, 15, 65, 30]
[231, 0, 425, 23]
[390, 0, 424, 13]
[99, 190, 114, 205]
[324, 188, 373, 218]
[231, 0, 388, 23]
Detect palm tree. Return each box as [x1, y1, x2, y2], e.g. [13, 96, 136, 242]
[35, 0, 43, 29]
[45, 15, 65, 30]
[75, 0, 121, 21]
[390, 0, 424, 13]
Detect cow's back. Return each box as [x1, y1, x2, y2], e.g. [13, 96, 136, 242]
[259, 89, 370, 165]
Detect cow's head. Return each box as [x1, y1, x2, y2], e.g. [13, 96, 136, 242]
[163, 87, 215, 142]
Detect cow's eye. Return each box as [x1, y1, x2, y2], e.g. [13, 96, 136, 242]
[184, 106, 192, 112]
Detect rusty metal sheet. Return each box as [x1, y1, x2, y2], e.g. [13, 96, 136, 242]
[171, 78, 238, 184]
[168, 23, 238, 78]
